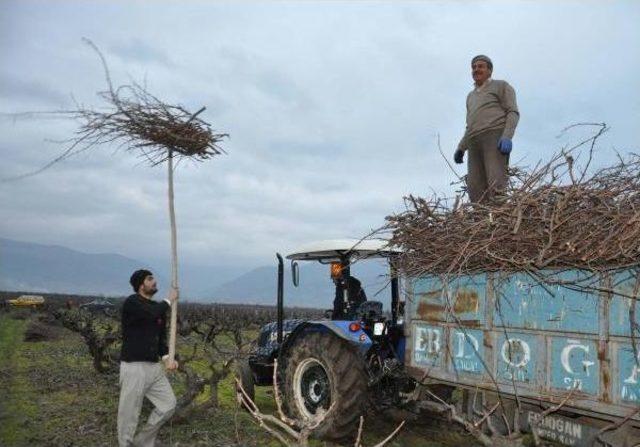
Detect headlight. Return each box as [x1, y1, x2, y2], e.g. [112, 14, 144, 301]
[373, 322, 385, 336]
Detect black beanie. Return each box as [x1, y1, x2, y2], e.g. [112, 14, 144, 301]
[130, 269, 153, 293]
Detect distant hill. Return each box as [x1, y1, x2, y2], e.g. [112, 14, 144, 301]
[0, 237, 243, 299]
[0, 237, 147, 296]
[211, 259, 392, 309]
[0, 237, 395, 309]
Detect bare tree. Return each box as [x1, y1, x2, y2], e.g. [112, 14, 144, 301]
[54, 308, 120, 374]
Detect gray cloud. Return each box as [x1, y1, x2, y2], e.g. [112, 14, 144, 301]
[0, 72, 68, 106]
[110, 38, 174, 67]
[1, 0, 639, 270]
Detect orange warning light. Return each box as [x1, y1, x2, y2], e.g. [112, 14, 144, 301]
[330, 262, 343, 279]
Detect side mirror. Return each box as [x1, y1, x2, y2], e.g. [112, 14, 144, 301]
[292, 261, 300, 287]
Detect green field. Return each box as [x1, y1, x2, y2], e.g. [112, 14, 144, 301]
[0, 311, 478, 447]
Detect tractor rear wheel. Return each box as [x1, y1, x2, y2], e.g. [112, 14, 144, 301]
[282, 331, 367, 440]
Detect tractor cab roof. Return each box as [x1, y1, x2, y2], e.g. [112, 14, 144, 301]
[285, 239, 400, 262]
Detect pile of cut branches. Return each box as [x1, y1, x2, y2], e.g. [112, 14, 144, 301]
[385, 124, 640, 278]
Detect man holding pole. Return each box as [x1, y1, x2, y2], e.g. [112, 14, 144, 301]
[454, 55, 520, 203]
[118, 269, 178, 447]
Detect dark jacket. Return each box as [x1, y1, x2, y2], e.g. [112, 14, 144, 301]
[120, 294, 169, 362]
[332, 276, 367, 320]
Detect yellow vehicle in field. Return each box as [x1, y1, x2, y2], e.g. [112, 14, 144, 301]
[8, 295, 45, 308]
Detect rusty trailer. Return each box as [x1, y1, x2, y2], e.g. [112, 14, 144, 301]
[404, 269, 640, 446]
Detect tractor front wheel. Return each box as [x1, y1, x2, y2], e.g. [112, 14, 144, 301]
[282, 331, 367, 440]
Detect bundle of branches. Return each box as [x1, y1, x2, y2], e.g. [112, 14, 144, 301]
[29, 39, 227, 172]
[385, 124, 640, 280]
[73, 87, 225, 164]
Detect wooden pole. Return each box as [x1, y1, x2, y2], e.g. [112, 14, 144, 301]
[168, 149, 179, 364]
[166, 108, 205, 365]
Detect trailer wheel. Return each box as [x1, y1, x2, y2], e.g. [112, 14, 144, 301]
[235, 359, 255, 407]
[282, 331, 367, 440]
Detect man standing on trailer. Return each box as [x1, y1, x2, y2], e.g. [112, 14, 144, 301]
[453, 55, 520, 203]
[118, 269, 179, 447]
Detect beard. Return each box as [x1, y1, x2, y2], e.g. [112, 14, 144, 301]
[144, 285, 158, 296]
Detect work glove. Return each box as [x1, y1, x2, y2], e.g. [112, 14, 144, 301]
[454, 149, 465, 164]
[497, 138, 512, 155]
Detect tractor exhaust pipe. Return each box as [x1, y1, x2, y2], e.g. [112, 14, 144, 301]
[276, 253, 284, 345]
[390, 255, 399, 324]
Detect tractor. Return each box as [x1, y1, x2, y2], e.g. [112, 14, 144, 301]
[237, 239, 410, 440]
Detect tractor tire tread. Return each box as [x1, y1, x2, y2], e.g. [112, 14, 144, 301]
[282, 331, 367, 440]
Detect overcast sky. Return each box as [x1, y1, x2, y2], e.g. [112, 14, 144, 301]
[1, 0, 639, 269]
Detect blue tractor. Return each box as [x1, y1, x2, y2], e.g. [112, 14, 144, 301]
[237, 239, 410, 440]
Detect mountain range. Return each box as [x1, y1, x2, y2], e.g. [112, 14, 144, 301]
[0, 237, 392, 308]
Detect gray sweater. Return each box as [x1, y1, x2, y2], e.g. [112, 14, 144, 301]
[457, 79, 519, 151]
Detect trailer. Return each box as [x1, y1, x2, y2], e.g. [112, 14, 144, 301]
[404, 269, 640, 446]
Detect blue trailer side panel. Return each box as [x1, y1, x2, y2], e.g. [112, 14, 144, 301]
[618, 344, 640, 403]
[406, 268, 640, 440]
[550, 337, 600, 395]
[609, 271, 640, 337]
[496, 271, 599, 334]
[495, 332, 539, 385]
[451, 328, 485, 375]
[413, 323, 444, 368]
[411, 274, 487, 325]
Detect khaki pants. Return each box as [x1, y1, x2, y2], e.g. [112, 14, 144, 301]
[467, 128, 509, 203]
[117, 361, 176, 447]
